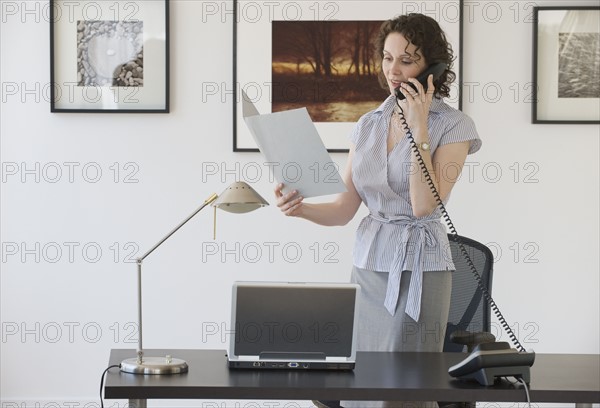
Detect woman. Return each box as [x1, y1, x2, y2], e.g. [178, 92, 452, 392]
[275, 13, 481, 408]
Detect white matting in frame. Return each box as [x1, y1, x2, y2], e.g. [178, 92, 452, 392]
[233, 0, 462, 151]
[533, 7, 600, 124]
[50, 0, 169, 112]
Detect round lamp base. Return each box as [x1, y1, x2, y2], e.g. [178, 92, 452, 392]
[120, 356, 188, 375]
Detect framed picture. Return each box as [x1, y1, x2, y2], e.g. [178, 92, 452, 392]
[233, 0, 463, 152]
[532, 6, 600, 124]
[50, 0, 169, 113]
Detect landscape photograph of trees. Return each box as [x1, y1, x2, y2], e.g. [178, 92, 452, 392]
[272, 20, 389, 122]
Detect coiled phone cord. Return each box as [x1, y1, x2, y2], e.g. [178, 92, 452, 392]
[395, 99, 527, 353]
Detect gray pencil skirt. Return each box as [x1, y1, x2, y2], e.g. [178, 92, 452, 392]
[341, 266, 452, 408]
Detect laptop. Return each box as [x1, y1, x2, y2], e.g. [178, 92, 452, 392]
[227, 281, 360, 370]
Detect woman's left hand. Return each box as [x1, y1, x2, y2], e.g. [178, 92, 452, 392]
[398, 74, 435, 132]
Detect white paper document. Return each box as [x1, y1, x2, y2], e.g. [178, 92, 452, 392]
[242, 92, 347, 198]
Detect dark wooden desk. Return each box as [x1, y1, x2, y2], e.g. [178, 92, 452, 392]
[105, 349, 600, 407]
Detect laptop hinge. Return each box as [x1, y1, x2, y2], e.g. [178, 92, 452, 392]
[259, 352, 326, 360]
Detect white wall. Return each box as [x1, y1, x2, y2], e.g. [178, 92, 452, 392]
[1, 0, 598, 405]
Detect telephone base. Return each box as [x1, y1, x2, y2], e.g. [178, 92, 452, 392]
[448, 342, 536, 386]
[457, 365, 531, 386]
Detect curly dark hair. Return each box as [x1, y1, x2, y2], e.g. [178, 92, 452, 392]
[375, 13, 455, 98]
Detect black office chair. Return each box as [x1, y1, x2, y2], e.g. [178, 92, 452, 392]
[439, 234, 496, 408]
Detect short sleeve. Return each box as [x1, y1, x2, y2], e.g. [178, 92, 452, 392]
[348, 114, 367, 145]
[439, 112, 482, 155]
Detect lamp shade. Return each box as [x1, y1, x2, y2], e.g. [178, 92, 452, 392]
[213, 181, 269, 213]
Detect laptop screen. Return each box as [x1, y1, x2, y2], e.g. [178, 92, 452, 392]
[231, 282, 358, 359]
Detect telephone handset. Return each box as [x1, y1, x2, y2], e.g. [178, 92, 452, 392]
[393, 65, 536, 386]
[394, 62, 447, 100]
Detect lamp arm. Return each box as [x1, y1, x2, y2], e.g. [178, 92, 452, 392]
[134, 193, 218, 363]
[139, 193, 218, 262]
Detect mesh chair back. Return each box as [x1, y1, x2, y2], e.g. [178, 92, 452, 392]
[443, 234, 494, 352]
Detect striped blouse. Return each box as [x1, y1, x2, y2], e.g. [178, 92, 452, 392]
[350, 94, 481, 321]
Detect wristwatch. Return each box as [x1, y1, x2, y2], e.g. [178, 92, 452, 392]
[417, 142, 430, 151]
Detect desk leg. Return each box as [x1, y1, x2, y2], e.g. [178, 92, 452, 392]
[129, 399, 147, 408]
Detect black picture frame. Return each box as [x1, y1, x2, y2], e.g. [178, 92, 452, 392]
[532, 6, 600, 124]
[233, 0, 464, 152]
[50, 0, 170, 113]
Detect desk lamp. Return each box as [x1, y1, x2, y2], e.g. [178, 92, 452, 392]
[120, 181, 269, 374]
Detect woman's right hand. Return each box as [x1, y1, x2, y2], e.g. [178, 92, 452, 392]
[274, 183, 304, 217]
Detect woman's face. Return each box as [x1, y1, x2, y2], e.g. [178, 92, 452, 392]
[381, 32, 427, 95]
